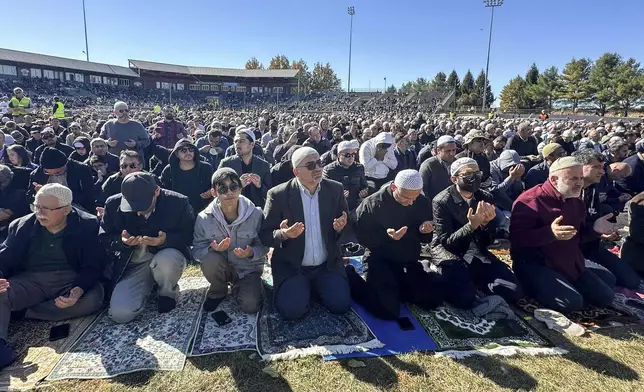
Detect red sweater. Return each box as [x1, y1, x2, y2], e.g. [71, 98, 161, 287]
[510, 179, 598, 280]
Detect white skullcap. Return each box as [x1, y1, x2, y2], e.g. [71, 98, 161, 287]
[549, 156, 582, 174]
[36, 183, 73, 207]
[436, 135, 456, 147]
[450, 157, 478, 176]
[291, 146, 319, 168]
[237, 128, 256, 143]
[337, 140, 359, 153]
[394, 169, 423, 190]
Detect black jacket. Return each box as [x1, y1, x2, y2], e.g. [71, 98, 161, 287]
[355, 183, 432, 264]
[33, 141, 74, 165]
[260, 178, 348, 292]
[430, 185, 497, 264]
[0, 208, 108, 291]
[99, 189, 195, 292]
[394, 148, 417, 173]
[323, 161, 368, 211]
[525, 160, 549, 190]
[419, 156, 452, 216]
[303, 138, 332, 155]
[25, 137, 43, 154]
[28, 159, 96, 212]
[623, 153, 644, 194]
[505, 135, 538, 158]
[160, 139, 213, 214]
[218, 154, 271, 209]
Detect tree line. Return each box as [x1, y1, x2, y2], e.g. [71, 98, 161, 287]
[499, 53, 644, 115]
[244, 55, 342, 92]
[396, 70, 494, 109]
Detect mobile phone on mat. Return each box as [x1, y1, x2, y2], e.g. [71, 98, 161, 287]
[49, 323, 71, 342]
[396, 317, 415, 331]
[212, 310, 232, 326]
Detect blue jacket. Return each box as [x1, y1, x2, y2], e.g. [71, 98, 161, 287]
[0, 207, 108, 291]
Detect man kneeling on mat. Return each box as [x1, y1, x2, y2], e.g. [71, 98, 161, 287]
[100, 172, 195, 323]
[0, 184, 107, 369]
[350, 169, 444, 320]
[260, 147, 351, 320]
[192, 168, 269, 313]
[510, 157, 619, 313]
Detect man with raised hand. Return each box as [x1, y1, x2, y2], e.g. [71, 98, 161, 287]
[260, 147, 350, 320]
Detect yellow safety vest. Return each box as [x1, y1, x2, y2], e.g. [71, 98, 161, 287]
[53, 102, 65, 119]
[9, 96, 31, 116]
[154, 105, 161, 113]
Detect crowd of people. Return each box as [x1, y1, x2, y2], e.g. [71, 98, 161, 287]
[1, 84, 644, 370]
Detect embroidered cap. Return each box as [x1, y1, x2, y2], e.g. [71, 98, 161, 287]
[394, 169, 423, 190]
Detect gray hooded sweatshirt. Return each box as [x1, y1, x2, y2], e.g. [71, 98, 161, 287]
[192, 194, 268, 278]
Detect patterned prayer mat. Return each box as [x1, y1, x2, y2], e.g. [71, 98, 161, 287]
[516, 297, 640, 330]
[46, 277, 207, 380]
[189, 296, 257, 356]
[611, 285, 644, 322]
[257, 284, 383, 361]
[410, 303, 564, 358]
[0, 314, 97, 391]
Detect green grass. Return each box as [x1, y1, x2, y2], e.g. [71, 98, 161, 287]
[39, 267, 644, 392]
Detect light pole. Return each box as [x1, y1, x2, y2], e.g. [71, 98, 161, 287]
[347, 6, 355, 93]
[82, 0, 90, 61]
[482, 0, 503, 113]
[384, 77, 387, 93]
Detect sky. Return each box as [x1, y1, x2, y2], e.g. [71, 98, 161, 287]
[8, 0, 644, 99]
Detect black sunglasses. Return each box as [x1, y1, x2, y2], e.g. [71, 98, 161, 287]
[216, 183, 240, 194]
[178, 147, 195, 153]
[118, 109, 129, 113]
[120, 163, 138, 169]
[298, 159, 324, 170]
[340, 153, 357, 158]
[41, 134, 54, 139]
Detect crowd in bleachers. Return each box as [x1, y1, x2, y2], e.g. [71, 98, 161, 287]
[1, 83, 644, 369]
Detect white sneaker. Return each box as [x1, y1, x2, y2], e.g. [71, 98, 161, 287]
[534, 308, 585, 337]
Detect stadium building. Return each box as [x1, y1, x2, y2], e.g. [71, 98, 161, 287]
[0, 47, 300, 97]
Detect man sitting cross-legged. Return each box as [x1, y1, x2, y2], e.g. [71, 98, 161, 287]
[510, 156, 619, 312]
[100, 172, 195, 323]
[0, 184, 107, 369]
[192, 168, 269, 313]
[431, 158, 524, 309]
[260, 147, 351, 320]
[349, 169, 444, 320]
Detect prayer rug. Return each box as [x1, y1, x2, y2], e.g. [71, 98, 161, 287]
[257, 284, 383, 361]
[0, 314, 96, 391]
[611, 285, 644, 322]
[189, 296, 257, 356]
[323, 302, 438, 360]
[46, 277, 207, 380]
[410, 303, 565, 358]
[516, 297, 640, 330]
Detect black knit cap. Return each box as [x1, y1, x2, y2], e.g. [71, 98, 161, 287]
[41, 147, 68, 170]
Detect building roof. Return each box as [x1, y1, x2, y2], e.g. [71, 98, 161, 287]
[128, 59, 299, 79]
[0, 48, 138, 77]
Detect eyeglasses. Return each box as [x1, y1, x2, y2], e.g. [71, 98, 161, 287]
[457, 171, 483, 179]
[340, 153, 357, 158]
[298, 159, 324, 170]
[120, 163, 139, 169]
[216, 183, 240, 195]
[41, 134, 54, 140]
[178, 147, 195, 153]
[31, 203, 69, 213]
[118, 109, 129, 113]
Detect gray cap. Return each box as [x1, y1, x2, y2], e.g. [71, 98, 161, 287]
[120, 172, 158, 212]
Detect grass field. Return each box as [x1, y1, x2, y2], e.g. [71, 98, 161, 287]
[41, 267, 644, 392]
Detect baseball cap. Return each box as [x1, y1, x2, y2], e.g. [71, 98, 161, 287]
[120, 172, 158, 212]
[463, 130, 488, 145]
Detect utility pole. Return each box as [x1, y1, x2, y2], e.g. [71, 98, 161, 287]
[82, 0, 90, 61]
[347, 6, 355, 93]
[482, 0, 504, 113]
